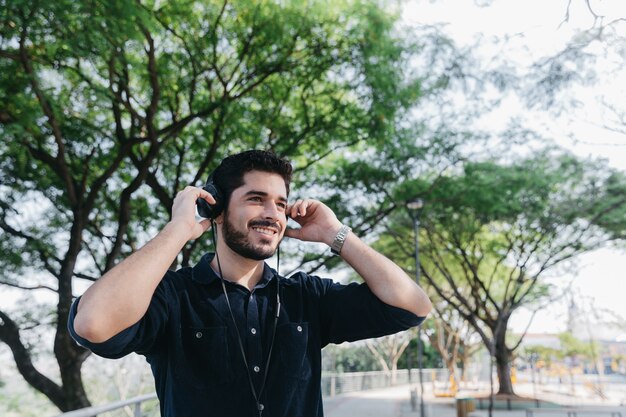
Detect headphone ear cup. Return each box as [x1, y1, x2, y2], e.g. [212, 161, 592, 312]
[196, 181, 224, 219]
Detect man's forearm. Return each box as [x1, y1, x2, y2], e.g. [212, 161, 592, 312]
[74, 221, 191, 342]
[338, 231, 432, 317]
[284, 198, 431, 316]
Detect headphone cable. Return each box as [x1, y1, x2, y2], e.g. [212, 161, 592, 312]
[210, 220, 280, 416]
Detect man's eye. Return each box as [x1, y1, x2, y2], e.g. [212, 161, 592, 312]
[277, 203, 287, 210]
[249, 197, 262, 202]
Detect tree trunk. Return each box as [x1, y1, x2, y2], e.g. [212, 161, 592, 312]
[460, 349, 470, 383]
[0, 309, 66, 409]
[446, 361, 458, 393]
[493, 328, 515, 395]
[54, 216, 92, 411]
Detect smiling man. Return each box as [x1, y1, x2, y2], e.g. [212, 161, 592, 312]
[69, 150, 432, 417]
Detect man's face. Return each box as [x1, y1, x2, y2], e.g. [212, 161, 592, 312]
[220, 170, 288, 260]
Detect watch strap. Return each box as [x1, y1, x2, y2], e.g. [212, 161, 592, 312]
[330, 224, 352, 255]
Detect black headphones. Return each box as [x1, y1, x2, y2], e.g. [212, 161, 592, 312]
[196, 173, 225, 219]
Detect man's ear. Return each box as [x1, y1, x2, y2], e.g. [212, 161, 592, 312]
[214, 212, 224, 225]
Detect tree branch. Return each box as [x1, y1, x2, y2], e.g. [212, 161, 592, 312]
[0, 280, 57, 293]
[0, 309, 66, 410]
[18, 25, 77, 207]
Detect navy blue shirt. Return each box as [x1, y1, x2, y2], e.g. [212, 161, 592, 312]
[68, 253, 423, 416]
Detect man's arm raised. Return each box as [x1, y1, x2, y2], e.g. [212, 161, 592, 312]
[285, 199, 432, 317]
[331, 231, 432, 317]
[73, 186, 214, 343]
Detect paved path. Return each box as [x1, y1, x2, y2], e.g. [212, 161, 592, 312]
[324, 383, 626, 417]
[324, 385, 530, 417]
[324, 385, 407, 417]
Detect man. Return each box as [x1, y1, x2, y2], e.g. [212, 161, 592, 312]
[69, 150, 431, 417]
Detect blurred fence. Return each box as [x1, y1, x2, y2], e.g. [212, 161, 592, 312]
[52, 393, 159, 417]
[51, 368, 626, 416]
[321, 368, 450, 397]
[53, 369, 445, 416]
[514, 370, 626, 407]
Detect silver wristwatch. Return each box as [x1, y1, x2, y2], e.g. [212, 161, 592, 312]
[330, 224, 352, 255]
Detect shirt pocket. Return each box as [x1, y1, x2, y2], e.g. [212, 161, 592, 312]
[181, 326, 234, 386]
[277, 322, 311, 381]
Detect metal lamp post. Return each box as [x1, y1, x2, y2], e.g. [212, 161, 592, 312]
[406, 198, 426, 417]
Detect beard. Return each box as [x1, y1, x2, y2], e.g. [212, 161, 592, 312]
[221, 211, 279, 261]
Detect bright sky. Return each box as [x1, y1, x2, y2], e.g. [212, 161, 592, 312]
[401, 0, 626, 336]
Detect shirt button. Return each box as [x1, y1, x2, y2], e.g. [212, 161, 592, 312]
[253, 366, 260, 373]
[251, 328, 257, 335]
[297, 325, 302, 332]
[195, 332, 203, 338]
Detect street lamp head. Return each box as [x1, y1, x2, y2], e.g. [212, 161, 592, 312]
[406, 198, 424, 211]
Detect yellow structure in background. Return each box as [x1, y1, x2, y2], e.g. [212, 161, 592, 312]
[432, 371, 459, 397]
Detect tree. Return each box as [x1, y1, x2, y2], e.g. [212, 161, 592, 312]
[558, 331, 600, 394]
[322, 343, 380, 373]
[419, 153, 625, 395]
[496, 0, 626, 155]
[373, 151, 626, 395]
[519, 345, 560, 385]
[397, 336, 441, 370]
[365, 331, 413, 384]
[559, 331, 597, 366]
[423, 301, 482, 391]
[0, 0, 425, 411]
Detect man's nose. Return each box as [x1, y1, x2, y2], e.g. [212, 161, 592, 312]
[264, 201, 281, 220]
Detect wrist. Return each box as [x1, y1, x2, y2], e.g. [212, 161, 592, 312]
[329, 224, 352, 255]
[164, 219, 197, 242]
[323, 223, 343, 247]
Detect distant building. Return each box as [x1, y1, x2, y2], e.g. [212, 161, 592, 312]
[566, 294, 624, 342]
[514, 332, 626, 375]
[567, 297, 588, 340]
[520, 333, 561, 350]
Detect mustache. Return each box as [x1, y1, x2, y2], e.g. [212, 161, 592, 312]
[249, 220, 281, 230]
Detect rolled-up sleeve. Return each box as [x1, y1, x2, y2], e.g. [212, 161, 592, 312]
[316, 277, 425, 346]
[67, 278, 172, 358]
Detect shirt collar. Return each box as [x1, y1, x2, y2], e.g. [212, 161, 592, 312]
[191, 252, 276, 288]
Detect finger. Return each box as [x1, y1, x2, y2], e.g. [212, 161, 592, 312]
[199, 190, 216, 205]
[287, 200, 300, 217]
[284, 227, 302, 240]
[291, 199, 307, 217]
[299, 200, 308, 216]
[191, 187, 216, 204]
[183, 185, 200, 196]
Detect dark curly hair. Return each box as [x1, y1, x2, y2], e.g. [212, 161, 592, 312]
[212, 150, 293, 210]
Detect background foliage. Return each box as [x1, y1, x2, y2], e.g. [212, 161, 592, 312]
[1, 0, 625, 411]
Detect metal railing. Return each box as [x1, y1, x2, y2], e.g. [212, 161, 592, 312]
[321, 368, 447, 397]
[55, 369, 439, 416]
[53, 393, 158, 417]
[53, 369, 626, 416]
[525, 407, 623, 416]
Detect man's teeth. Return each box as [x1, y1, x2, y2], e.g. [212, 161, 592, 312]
[252, 227, 276, 236]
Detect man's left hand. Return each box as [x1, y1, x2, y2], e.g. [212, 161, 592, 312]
[284, 199, 342, 246]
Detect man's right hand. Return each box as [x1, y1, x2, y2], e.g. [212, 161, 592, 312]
[171, 186, 215, 240]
